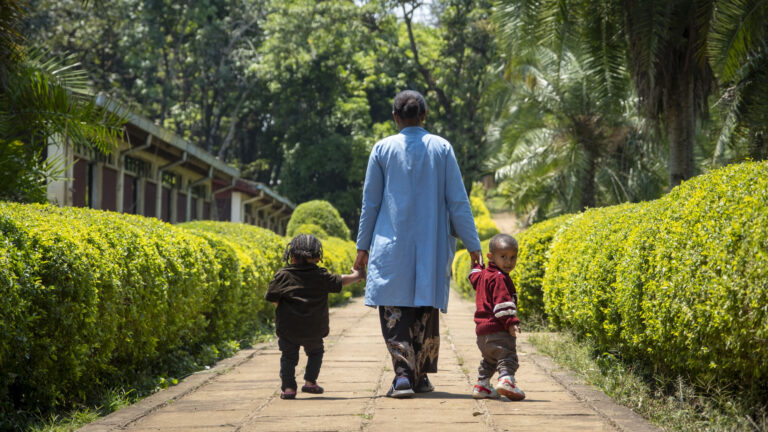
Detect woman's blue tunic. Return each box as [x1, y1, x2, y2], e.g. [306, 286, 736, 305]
[356, 126, 481, 312]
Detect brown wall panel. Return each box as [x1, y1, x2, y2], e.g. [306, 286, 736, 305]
[144, 182, 156, 217]
[101, 166, 118, 211]
[72, 159, 88, 207]
[162, 187, 171, 221]
[123, 174, 136, 214]
[177, 192, 187, 222]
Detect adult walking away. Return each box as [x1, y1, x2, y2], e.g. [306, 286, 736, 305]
[354, 90, 482, 398]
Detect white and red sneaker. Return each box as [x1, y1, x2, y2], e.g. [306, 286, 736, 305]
[472, 379, 500, 399]
[496, 375, 525, 400]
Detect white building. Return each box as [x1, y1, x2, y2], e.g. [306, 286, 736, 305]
[47, 94, 294, 234]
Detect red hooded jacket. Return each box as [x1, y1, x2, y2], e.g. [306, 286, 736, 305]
[469, 262, 520, 335]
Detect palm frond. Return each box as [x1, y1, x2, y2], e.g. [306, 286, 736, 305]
[708, 0, 768, 81]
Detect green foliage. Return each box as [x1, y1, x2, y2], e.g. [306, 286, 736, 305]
[511, 214, 574, 320]
[456, 194, 499, 250]
[485, 45, 665, 220]
[543, 161, 768, 392]
[0, 203, 220, 414]
[452, 239, 491, 300]
[286, 200, 350, 241]
[0, 204, 363, 421]
[0, 49, 123, 203]
[290, 223, 329, 239]
[320, 236, 365, 305]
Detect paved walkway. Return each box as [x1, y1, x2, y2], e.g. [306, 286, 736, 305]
[80, 290, 660, 432]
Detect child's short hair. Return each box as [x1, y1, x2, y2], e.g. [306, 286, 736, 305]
[489, 234, 518, 253]
[283, 234, 323, 264]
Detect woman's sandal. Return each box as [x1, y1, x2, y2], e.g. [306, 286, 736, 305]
[301, 382, 324, 394]
[280, 389, 297, 399]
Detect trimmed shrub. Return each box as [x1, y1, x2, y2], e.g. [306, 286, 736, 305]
[289, 223, 329, 239]
[452, 239, 491, 299]
[456, 195, 499, 250]
[0, 203, 365, 419]
[286, 200, 350, 240]
[543, 161, 768, 390]
[320, 236, 365, 305]
[512, 213, 574, 320]
[0, 203, 220, 413]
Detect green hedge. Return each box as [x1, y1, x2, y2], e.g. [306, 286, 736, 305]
[0, 203, 220, 413]
[543, 162, 768, 388]
[0, 202, 361, 418]
[511, 214, 574, 320]
[452, 239, 491, 300]
[286, 200, 350, 240]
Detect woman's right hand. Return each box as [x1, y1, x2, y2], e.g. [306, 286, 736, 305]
[353, 250, 369, 279]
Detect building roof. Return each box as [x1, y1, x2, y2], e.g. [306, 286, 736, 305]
[95, 93, 238, 178]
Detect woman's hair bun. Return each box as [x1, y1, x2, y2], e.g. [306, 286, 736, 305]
[393, 90, 426, 119]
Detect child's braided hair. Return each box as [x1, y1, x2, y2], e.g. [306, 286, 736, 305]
[283, 233, 323, 264]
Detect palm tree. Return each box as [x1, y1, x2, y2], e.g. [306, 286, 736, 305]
[485, 47, 665, 221]
[0, 0, 123, 202]
[709, 1, 768, 164]
[494, 0, 768, 187]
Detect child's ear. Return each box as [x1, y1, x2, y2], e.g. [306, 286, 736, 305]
[486, 252, 493, 261]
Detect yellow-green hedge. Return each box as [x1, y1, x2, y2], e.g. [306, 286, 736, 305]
[0, 203, 220, 412]
[543, 162, 768, 388]
[511, 214, 574, 319]
[456, 195, 500, 250]
[452, 239, 491, 299]
[0, 203, 361, 417]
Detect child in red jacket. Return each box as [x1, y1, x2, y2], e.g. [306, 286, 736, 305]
[469, 233, 525, 400]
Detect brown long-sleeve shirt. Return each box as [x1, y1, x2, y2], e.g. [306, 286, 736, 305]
[265, 263, 342, 341]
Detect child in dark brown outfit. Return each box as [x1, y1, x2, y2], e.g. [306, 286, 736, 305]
[265, 234, 362, 399]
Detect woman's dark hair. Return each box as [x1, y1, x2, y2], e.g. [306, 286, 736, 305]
[283, 233, 323, 264]
[393, 90, 427, 119]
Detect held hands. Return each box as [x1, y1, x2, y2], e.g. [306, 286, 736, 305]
[469, 250, 484, 268]
[353, 250, 369, 279]
[349, 267, 363, 283]
[509, 324, 521, 336]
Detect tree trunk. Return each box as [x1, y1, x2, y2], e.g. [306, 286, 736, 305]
[580, 148, 597, 211]
[666, 75, 696, 188]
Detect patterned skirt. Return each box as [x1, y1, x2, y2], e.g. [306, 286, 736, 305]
[378, 306, 440, 383]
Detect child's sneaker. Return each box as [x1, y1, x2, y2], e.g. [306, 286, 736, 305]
[495, 375, 525, 400]
[472, 379, 500, 399]
[386, 376, 415, 398]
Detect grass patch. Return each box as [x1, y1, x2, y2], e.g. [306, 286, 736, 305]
[528, 332, 768, 432]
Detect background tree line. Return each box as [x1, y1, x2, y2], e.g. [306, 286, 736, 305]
[11, 0, 768, 228]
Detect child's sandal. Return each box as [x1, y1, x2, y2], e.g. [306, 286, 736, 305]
[280, 389, 296, 399]
[301, 383, 324, 394]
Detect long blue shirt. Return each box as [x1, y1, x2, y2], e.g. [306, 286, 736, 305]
[356, 126, 481, 312]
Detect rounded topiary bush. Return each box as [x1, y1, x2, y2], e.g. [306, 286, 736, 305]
[286, 200, 350, 240]
[289, 223, 329, 239]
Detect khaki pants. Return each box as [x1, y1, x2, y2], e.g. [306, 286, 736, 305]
[476, 331, 518, 380]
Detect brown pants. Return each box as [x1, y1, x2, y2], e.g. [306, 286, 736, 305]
[476, 331, 518, 380]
